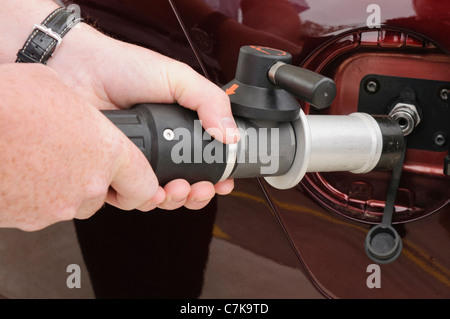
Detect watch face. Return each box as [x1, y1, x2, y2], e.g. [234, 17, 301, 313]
[190, 27, 215, 54]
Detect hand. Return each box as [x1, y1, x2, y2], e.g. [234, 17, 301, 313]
[0, 63, 165, 231]
[47, 22, 240, 211]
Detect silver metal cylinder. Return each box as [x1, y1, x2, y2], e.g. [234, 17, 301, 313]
[305, 113, 383, 174]
[265, 111, 400, 190]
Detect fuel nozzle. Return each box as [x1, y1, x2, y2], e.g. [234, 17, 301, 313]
[101, 45, 407, 264]
[103, 45, 405, 188]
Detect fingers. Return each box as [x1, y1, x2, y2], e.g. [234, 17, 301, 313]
[133, 179, 230, 212]
[109, 177, 234, 213]
[102, 115, 235, 213]
[213, 179, 235, 195]
[134, 186, 166, 212]
[165, 61, 241, 145]
[154, 180, 217, 211]
[156, 179, 190, 210]
[183, 181, 217, 210]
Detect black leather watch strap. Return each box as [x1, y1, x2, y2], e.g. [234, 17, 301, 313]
[16, 7, 83, 64]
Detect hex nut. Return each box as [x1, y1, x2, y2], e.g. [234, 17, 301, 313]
[388, 103, 421, 136]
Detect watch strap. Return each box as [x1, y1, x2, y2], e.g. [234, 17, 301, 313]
[16, 7, 83, 64]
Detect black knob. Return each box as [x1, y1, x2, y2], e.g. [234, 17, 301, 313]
[223, 46, 301, 122]
[223, 46, 336, 121]
[235, 45, 292, 88]
[268, 62, 336, 109]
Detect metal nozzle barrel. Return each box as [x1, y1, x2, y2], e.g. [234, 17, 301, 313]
[265, 111, 405, 190]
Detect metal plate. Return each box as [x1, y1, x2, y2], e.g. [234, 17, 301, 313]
[358, 74, 450, 152]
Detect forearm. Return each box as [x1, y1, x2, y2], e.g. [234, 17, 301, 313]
[0, 0, 60, 63]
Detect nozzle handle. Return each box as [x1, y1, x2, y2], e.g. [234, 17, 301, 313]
[102, 104, 227, 186]
[268, 62, 337, 109]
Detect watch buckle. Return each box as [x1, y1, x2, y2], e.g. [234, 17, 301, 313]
[33, 24, 63, 51]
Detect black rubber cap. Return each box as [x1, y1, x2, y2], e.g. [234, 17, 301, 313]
[365, 224, 403, 264]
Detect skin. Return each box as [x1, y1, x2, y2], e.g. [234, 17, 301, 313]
[0, 0, 240, 231]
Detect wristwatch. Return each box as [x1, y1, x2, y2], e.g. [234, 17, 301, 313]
[16, 7, 83, 64]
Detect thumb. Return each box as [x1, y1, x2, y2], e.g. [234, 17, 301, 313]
[106, 131, 162, 210]
[166, 61, 241, 145]
[105, 44, 241, 145]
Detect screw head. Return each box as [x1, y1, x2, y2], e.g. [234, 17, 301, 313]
[365, 80, 379, 93]
[434, 133, 447, 147]
[163, 129, 175, 141]
[439, 88, 449, 101]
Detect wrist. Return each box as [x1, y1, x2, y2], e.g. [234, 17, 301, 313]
[46, 21, 98, 66]
[16, 7, 84, 64]
[0, 0, 60, 63]
[45, 22, 108, 86]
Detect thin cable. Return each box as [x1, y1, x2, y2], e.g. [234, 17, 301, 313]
[167, 0, 210, 79]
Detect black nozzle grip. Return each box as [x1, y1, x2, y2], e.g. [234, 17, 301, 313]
[269, 63, 337, 109]
[101, 106, 153, 159]
[102, 104, 227, 186]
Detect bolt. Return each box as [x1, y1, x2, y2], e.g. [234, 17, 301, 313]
[434, 133, 447, 147]
[163, 128, 175, 141]
[365, 80, 379, 93]
[439, 88, 448, 101]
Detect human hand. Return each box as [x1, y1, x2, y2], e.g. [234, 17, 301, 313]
[47, 22, 240, 211]
[0, 63, 165, 231]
